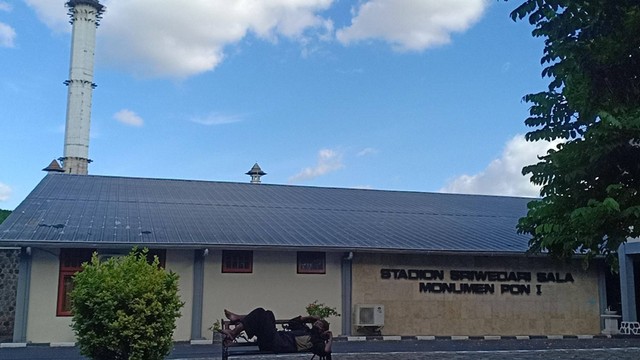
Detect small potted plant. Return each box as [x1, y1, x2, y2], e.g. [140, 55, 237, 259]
[209, 319, 222, 342]
[306, 300, 341, 319]
[604, 306, 617, 315]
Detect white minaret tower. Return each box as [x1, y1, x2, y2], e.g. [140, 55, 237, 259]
[61, 0, 105, 174]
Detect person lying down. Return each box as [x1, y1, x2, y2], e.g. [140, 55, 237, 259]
[220, 307, 333, 359]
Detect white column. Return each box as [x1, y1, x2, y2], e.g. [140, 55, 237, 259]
[62, 2, 101, 174]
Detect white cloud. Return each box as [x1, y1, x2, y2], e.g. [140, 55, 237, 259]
[190, 113, 243, 126]
[24, 0, 334, 77]
[24, 0, 69, 32]
[114, 109, 144, 127]
[440, 134, 561, 198]
[98, 0, 334, 78]
[357, 147, 378, 157]
[0, 182, 12, 202]
[0, 22, 15, 47]
[336, 0, 489, 51]
[25, 0, 491, 78]
[0, 3, 14, 48]
[289, 148, 344, 182]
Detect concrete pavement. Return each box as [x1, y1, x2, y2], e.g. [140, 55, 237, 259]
[1, 337, 640, 360]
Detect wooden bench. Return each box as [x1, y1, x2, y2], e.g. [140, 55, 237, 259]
[219, 319, 330, 360]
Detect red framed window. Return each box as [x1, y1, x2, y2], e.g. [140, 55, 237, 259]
[57, 248, 94, 317]
[56, 248, 167, 316]
[297, 252, 326, 274]
[222, 250, 253, 273]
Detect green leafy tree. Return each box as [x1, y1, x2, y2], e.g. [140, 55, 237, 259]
[70, 249, 184, 360]
[508, 0, 640, 267]
[0, 210, 11, 224]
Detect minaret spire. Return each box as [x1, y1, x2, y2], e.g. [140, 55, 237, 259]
[61, 0, 105, 174]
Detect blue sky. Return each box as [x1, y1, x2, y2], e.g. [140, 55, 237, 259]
[0, 0, 557, 210]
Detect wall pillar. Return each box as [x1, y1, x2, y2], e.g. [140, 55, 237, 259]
[619, 243, 638, 322]
[0, 249, 19, 341]
[341, 252, 353, 336]
[190, 249, 205, 339]
[13, 247, 32, 343]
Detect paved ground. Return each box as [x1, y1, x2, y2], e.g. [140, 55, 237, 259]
[2, 337, 640, 360]
[284, 348, 640, 360]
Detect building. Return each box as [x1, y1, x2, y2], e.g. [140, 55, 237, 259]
[2, 0, 636, 345]
[0, 173, 617, 343]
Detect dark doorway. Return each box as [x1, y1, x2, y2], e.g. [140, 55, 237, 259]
[605, 266, 621, 313]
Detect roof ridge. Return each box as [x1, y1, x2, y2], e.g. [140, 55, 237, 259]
[45, 173, 537, 200]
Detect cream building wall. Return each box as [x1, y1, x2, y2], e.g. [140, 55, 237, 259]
[27, 248, 75, 343]
[25, 248, 195, 343]
[352, 253, 601, 336]
[201, 250, 343, 338]
[166, 250, 194, 341]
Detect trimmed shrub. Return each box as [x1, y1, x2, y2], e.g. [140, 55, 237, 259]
[70, 249, 184, 360]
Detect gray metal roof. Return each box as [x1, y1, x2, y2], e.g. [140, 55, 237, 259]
[0, 174, 534, 254]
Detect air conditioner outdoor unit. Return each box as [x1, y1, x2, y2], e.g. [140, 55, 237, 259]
[354, 304, 384, 327]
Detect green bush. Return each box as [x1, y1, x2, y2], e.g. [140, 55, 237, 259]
[70, 249, 184, 360]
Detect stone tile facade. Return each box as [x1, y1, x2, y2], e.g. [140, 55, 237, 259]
[352, 253, 601, 336]
[0, 249, 19, 342]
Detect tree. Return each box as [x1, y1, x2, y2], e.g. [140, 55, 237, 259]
[70, 249, 184, 360]
[0, 210, 11, 224]
[509, 0, 640, 267]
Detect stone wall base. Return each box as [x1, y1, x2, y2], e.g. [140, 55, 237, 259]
[0, 250, 19, 342]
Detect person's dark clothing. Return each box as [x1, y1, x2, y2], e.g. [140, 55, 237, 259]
[238, 308, 329, 356]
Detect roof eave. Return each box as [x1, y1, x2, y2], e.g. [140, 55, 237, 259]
[0, 240, 536, 257]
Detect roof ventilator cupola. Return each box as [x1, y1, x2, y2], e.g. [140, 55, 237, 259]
[246, 163, 266, 184]
[42, 159, 65, 173]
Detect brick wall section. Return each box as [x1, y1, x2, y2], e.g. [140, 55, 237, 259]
[0, 249, 19, 342]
